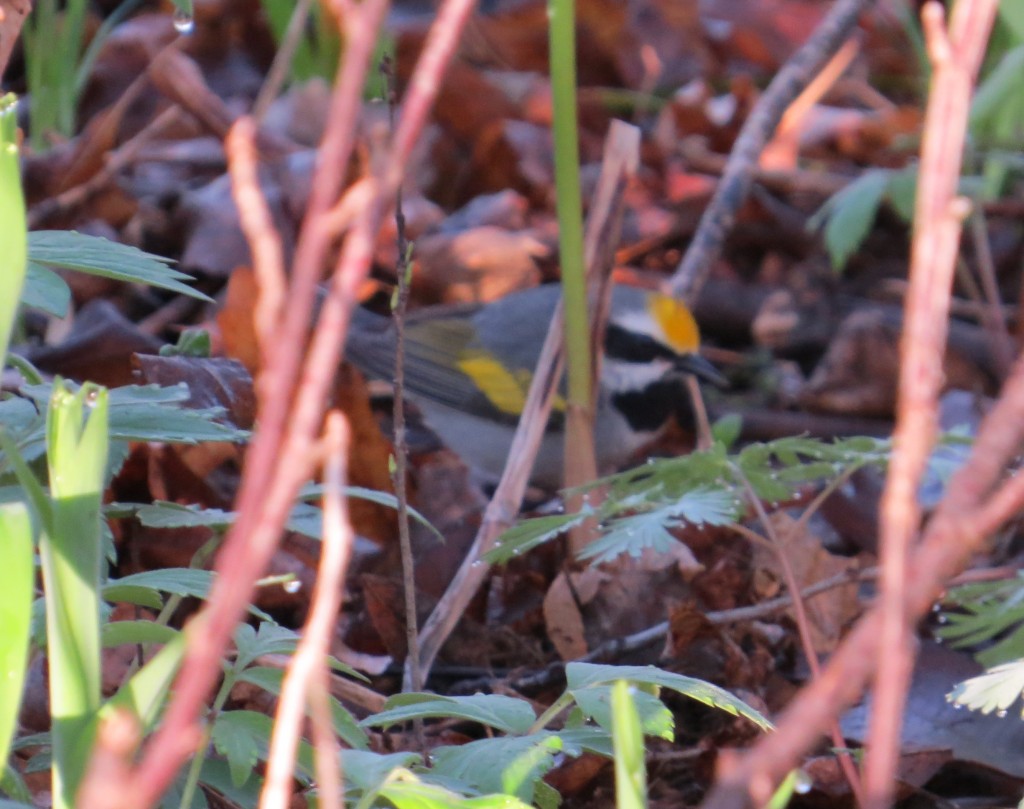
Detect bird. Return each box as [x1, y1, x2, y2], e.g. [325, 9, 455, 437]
[345, 283, 724, 489]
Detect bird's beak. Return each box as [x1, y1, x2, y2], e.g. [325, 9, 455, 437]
[674, 353, 728, 388]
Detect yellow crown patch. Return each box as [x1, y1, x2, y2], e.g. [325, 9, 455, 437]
[649, 294, 700, 354]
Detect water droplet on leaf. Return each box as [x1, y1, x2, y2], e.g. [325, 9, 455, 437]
[173, 8, 194, 33]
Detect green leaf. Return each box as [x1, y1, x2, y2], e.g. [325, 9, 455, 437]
[340, 750, 422, 793]
[578, 489, 738, 565]
[103, 569, 217, 602]
[711, 414, 742, 448]
[948, 659, 1024, 717]
[0, 94, 26, 369]
[101, 620, 179, 647]
[211, 710, 315, 788]
[134, 501, 235, 530]
[42, 380, 108, 809]
[1, 760, 34, 805]
[1001, 0, 1024, 42]
[810, 169, 890, 272]
[27, 231, 212, 301]
[485, 510, 592, 564]
[102, 631, 186, 731]
[571, 686, 673, 741]
[611, 681, 648, 809]
[363, 693, 537, 735]
[21, 262, 70, 317]
[0, 504, 33, 771]
[236, 666, 369, 749]
[378, 777, 534, 809]
[430, 734, 564, 802]
[565, 663, 773, 732]
[211, 711, 263, 788]
[18, 382, 248, 445]
[233, 622, 300, 670]
[193, 759, 262, 809]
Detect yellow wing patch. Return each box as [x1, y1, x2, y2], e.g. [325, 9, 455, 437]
[457, 354, 565, 416]
[649, 294, 700, 354]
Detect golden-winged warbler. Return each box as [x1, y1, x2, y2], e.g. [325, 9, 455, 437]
[346, 283, 723, 488]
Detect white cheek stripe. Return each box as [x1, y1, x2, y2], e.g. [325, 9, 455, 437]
[601, 357, 672, 392]
[613, 309, 660, 341]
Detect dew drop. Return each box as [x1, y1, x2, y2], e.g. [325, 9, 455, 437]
[952, 702, 963, 710]
[997, 710, 1008, 718]
[283, 579, 301, 594]
[793, 770, 813, 794]
[172, 8, 194, 33]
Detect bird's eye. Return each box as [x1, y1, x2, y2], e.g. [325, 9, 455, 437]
[605, 324, 678, 363]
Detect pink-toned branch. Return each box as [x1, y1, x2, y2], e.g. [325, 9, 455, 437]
[703, 351, 1024, 809]
[698, 2, 1004, 806]
[865, 3, 996, 806]
[74, 0, 479, 805]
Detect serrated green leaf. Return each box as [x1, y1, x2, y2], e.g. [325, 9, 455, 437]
[27, 231, 211, 302]
[811, 169, 890, 272]
[485, 510, 592, 564]
[193, 759, 262, 809]
[363, 693, 537, 734]
[210, 710, 315, 788]
[579, 488, 738, 565]
[572, 686, 673, 741]
[107, 404, 247, 443]
[430, 734, 564, 802]
[211, 711, 263, 787]
[565, 663, 772, 731]
[948, 659, 1024, 717]
[233, 622, 299, 670]
[236, 666, 368, 749]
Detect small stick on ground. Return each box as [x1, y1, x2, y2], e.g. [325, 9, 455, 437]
[666, 0, 872, 303]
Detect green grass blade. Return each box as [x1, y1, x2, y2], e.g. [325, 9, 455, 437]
[41, 380, 108, 809]
[548, 0, 590, 412]
[0, 94, 27, 368]
[0, 504, 34, 771]
[611, 681, 647, 809]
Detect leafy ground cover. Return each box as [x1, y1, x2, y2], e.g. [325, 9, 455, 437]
[3, 1, 1024, 807]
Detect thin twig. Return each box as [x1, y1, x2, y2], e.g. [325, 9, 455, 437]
[501, 566, 878, 694]
[667, 0, 872, 303]
[253, 0, 316, 121]
[735, 473, 864, 804]
[261, 414, 353, 809]
[967, 208, 1015, 377]
[381, 53, 423, 697]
